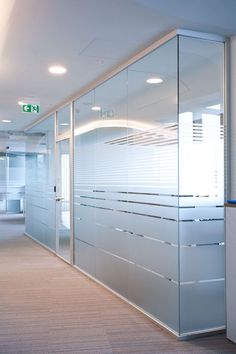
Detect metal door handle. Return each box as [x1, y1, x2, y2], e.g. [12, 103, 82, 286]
[56, 197, 64, 202]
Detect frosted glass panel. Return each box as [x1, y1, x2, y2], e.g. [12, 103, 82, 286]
[25, 115, 56, 250]
[180, 281, 225, 334]
[178, 36, 225, 334]
[96, 249, 130, 298]
[75, 239, 96, 276]
[129, 265, 179, 331]
[57, 138, 70, 261]
[180, 245, 225, 282]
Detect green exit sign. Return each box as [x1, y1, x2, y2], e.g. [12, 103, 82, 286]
[22, 104, 40, 113]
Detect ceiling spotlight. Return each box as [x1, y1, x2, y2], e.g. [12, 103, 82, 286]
[49, 65, 67, 74]
[60, 123, 69, 126]
[91, 106, 101, 111]
[146, 77, 163, 84]
[2, 120, 11, 123]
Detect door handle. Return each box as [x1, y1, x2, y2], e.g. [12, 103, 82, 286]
[56, 197, 64, 202]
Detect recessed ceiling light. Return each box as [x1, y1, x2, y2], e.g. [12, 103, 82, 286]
[2, 119, 11, 123]
[207, 104, 221, 110]
[91, 106, 101, 111]
[49, 65, 67, 74]
[60, 123, 69, 126]
[146, 77, 163, 84]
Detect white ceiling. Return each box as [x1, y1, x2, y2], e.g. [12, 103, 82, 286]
[0, 0, 236, 131]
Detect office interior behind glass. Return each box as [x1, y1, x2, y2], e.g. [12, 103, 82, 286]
[0, 131, 26, 214]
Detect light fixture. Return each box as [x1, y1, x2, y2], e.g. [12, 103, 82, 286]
[2, 119, 11, 123]
[18, 101, 24, 106]
[60, 123, 69, 126]
[146, 77, 163, 84]
[91, 106, 101, 111]
[91, 89, 101, 111]
[207, 104, 221, 110]
[48, 65, 67, 74]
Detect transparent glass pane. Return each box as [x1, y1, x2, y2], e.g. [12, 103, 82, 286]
[57, 104, 70, 137]
[178, 35, 225, 334]
[7, 153, 25, 213]
[25, 115, 56, 250]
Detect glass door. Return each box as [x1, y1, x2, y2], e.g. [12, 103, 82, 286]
[56, 138, 71, 262]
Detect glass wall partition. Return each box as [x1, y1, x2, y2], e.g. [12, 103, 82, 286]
[25, 115, 56, 250]
[24, 31, 225, 337]
[178, 36, 225, 334]
[73, 34, 225, 336]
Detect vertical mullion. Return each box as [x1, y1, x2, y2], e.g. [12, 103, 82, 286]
[177, 34, 181, 337]
[70, 101, 74, 265]
[54, 111, 59, 254]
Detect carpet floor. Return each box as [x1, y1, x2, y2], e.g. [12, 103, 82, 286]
[0, 214, 236, 353]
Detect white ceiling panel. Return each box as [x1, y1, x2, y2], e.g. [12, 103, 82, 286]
[0, 0, 235, 131]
